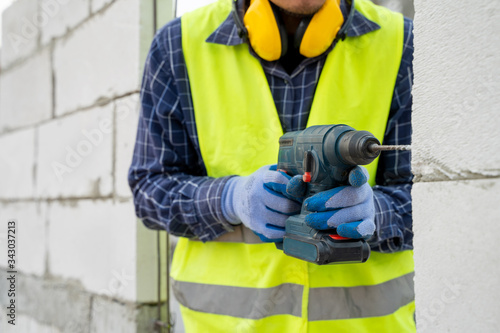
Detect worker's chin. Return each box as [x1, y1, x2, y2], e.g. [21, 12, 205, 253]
[271, 0, 326, 15]
[282, 6, 322, 15]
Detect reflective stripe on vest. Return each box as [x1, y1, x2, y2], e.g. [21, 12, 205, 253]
[174, 0, 415, 332]
[308, 272, 415, 321]
[173, 281, 304, 319]
[173, 272, 414, 320]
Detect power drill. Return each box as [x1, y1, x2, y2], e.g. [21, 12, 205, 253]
[275, 124, 410, 265]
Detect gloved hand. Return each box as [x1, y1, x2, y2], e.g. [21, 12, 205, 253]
[300, 166, 375, 239]
[221, 165, 305, 242]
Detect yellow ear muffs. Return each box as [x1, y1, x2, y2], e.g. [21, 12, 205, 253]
[243, 0, 285, 61]
[299, 0, 344, 58]
[242, 0, 345, 61]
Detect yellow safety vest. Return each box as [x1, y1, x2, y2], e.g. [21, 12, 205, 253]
[172, 0, 415, 332]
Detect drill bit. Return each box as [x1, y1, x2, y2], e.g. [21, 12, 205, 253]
[368, 144, 412, 152]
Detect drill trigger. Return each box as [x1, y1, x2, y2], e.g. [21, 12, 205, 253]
[329, 234, 350, 241]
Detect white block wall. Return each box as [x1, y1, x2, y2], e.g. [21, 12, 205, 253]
[53, 0, 140, 116]
[0, 202, 47, 276]
[40, 0, 90, 44]
[48, 199, 137, 300]
[0, 0, 39, 67]
[0, 48, 52, 131]
[37, 103, 114, 198]
[0, 1, 422, 332]
[412, 0, 500, 332]
[0, 0, 174, 332]
[1, 313, 62, 333]
[0, 128, 36, 198]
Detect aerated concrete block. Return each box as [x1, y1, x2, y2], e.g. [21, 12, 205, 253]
[90, 297, 136, 333]
[40, 0, 91, 44]
[0, 270, 91, 333]
[0, 0, 39, 68]
[412, 0, 500, 182]
[0, 48, 52, 132]
[0, 202, 47, 276]
[0, 128, 35, 199]
[413, 178, 500, 332]
[47, 199, 137, 301]
[2, 314, 62, 333]
[36, 104, 113, 198]
[53, 0, 140, 116]
[91, 0, 114, 13]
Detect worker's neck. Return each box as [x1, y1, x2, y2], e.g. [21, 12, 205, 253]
[276, 8, 310, 35]
[275, 8, 311, 74]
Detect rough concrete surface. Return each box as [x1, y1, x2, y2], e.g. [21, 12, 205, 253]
[90, 297, 136, 333]
[1, 313, 62, 333]
[410, 0, 500, 332]
[412, 0, 500, 182]
[0, 269, 170, 332]
[413, 179, 500, 332]
[0, 270, 92, 333]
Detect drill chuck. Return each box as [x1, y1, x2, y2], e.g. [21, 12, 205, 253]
[336, 130, 381, 165]
[333, 129, 412, 165]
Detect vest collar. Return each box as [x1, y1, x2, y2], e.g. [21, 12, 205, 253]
[205, 0, 381, 46]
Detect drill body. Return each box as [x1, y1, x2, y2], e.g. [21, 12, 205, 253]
[276, 124, 382, 265]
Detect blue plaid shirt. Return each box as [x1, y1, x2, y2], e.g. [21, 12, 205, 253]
[129, 1, 414, 252]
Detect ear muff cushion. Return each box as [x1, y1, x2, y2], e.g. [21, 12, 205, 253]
[244, 0, 283, 61]
[299, 0, 344, 58]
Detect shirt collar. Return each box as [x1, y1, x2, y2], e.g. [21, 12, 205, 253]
[206, 0, 381, 46]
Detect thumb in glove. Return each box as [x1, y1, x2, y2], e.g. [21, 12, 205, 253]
[264, 167, 307, 202]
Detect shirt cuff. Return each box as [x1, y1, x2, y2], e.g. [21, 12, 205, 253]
[220, 176, 243, 225]
[187, 176, 237, 242]
[368, 189, 406, 252]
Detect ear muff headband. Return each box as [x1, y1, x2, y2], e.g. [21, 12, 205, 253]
[233, 0, 355, 61]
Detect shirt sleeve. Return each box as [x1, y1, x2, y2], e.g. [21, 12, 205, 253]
[368, 17, 414, 252]
[128, 20, 234, 242]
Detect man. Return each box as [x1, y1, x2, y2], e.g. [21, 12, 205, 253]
[129, 0, 414, 331]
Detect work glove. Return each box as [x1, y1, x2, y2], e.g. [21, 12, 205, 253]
[298, 166, 375, 239]
[221, 165, 306, 242]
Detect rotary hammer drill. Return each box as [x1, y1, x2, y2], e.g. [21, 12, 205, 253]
[275, 124, 410, 265]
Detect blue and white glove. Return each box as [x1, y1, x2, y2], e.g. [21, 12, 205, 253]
[221, 165, 305, 242]
[301, 166, 375, 239]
